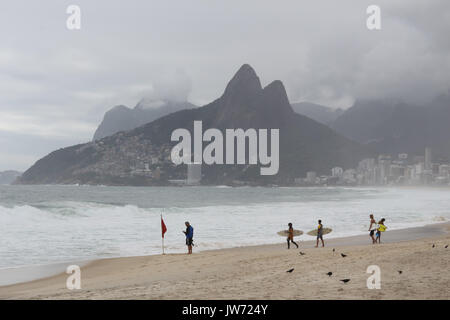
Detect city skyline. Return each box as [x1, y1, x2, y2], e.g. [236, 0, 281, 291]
[297, 147, 450, 187]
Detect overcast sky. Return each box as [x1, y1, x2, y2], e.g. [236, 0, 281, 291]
[0, 0, 449, 171]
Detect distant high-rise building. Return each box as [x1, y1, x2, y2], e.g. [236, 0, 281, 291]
[439, 164, 450, 178]
[432, 163, 440, 175]
[358, 158, 375, 172]
[390, 165, 405, 182]
[425, 147, 432, 170]
[343, 169, 357, 183]
[378, 155, 392, 185]
[187, 163, 202, 185]
[331, 167, 343, 177]
[306, 171, 317, 183]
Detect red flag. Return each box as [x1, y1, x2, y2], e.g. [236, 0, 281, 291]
[161, 216, 167, 238]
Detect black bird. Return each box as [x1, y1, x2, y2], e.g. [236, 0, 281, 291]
[341, 253, 347, 258]
[332, 248, 335, 252]
[327, 272, 333, 277]
[299, 252, 306, 256]
[432, 244, 435, 248]
[398, 270, 403, 274]
[340, 279, 351, 283]
[286, 268, 295, 273]
[445, 245, 448, 248]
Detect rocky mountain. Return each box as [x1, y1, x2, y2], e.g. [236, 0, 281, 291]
[330, 95, 450, 159]
[291, 102, 343, 125]
[0, 170, 22, 184]
[18, 64, 369, 186]
[93, 99, 197, 140]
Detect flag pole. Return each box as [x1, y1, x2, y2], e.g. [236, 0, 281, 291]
[161, 213, 165, 255]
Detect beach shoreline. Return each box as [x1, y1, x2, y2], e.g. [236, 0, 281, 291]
[1, 222, 449, 300]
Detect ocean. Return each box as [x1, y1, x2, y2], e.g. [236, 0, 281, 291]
[0, 185, 449, 268]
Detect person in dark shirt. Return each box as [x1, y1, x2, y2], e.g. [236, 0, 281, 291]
[183, 221, 194, 254]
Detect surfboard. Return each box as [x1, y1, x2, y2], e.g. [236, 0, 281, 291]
[307, 228, 332, 236]
[277, 229, 303, 237]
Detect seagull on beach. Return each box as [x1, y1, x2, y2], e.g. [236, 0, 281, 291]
[327, 272, 333, 277]
[299, 251, 306, 256]
[341, 253, 347, 258]
[286, 268, 295, 273]
[340, 279, 351, 283]
[445, 245, 448, 248]
[398, 270, 403, 274]
[332, 248, 335, 252]
[432, 244, 435, 248]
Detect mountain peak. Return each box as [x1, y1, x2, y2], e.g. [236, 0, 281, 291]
[263, 80, 286, 96]
[222, 64, 262, 99]
[262, 80, 294, 114]
[110, 105, 130, 112]
[234, 64, 258, 79]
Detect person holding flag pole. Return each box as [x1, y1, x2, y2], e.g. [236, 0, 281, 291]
[161, 214, 167, 255]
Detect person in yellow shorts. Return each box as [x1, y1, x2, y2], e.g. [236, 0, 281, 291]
[375, 218, 387, 244]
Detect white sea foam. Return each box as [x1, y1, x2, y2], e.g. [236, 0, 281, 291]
[0, 186, 449, 268]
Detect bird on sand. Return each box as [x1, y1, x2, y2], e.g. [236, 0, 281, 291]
[340, 279, 350, 283]
[398, 270, 403, 274]
[445, 245, 448, 248]
[432, 244, 435, 248]
[332, 248, 335, 252]
[286, 268, 295, 273]
[299, 251, 306, 256]
[341, 253, 347, 258]
[327, 272, 333, 277]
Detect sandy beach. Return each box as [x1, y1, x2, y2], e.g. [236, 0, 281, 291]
[1, 223, 449, 300]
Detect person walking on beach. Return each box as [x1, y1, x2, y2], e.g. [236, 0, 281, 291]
[183, 221, 194, 254]
[287, 223, 299, 249]
[369, 214, 377, 244]
[375, 218, 387, 244]
[315, 219, 325, 248]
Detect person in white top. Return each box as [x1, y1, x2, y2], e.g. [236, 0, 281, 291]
[368, 214, 377, 244]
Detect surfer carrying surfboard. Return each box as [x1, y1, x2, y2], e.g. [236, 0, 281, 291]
[375, 218, 387, 244]
[315, 219, 325, 248]
[369, 214, 377, 244]
[287, 223, 299, 249]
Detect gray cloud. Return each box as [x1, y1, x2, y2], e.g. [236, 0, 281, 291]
[0, 0, 449, 170]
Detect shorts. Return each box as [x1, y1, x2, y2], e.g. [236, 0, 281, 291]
[317, 234, 323, 240]
[186, 238, 193, 246]
[370, 230, 375, 236]
[375, 231, 380, 237]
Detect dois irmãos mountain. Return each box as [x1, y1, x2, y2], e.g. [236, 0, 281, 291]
[18, 65, 368, 186]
